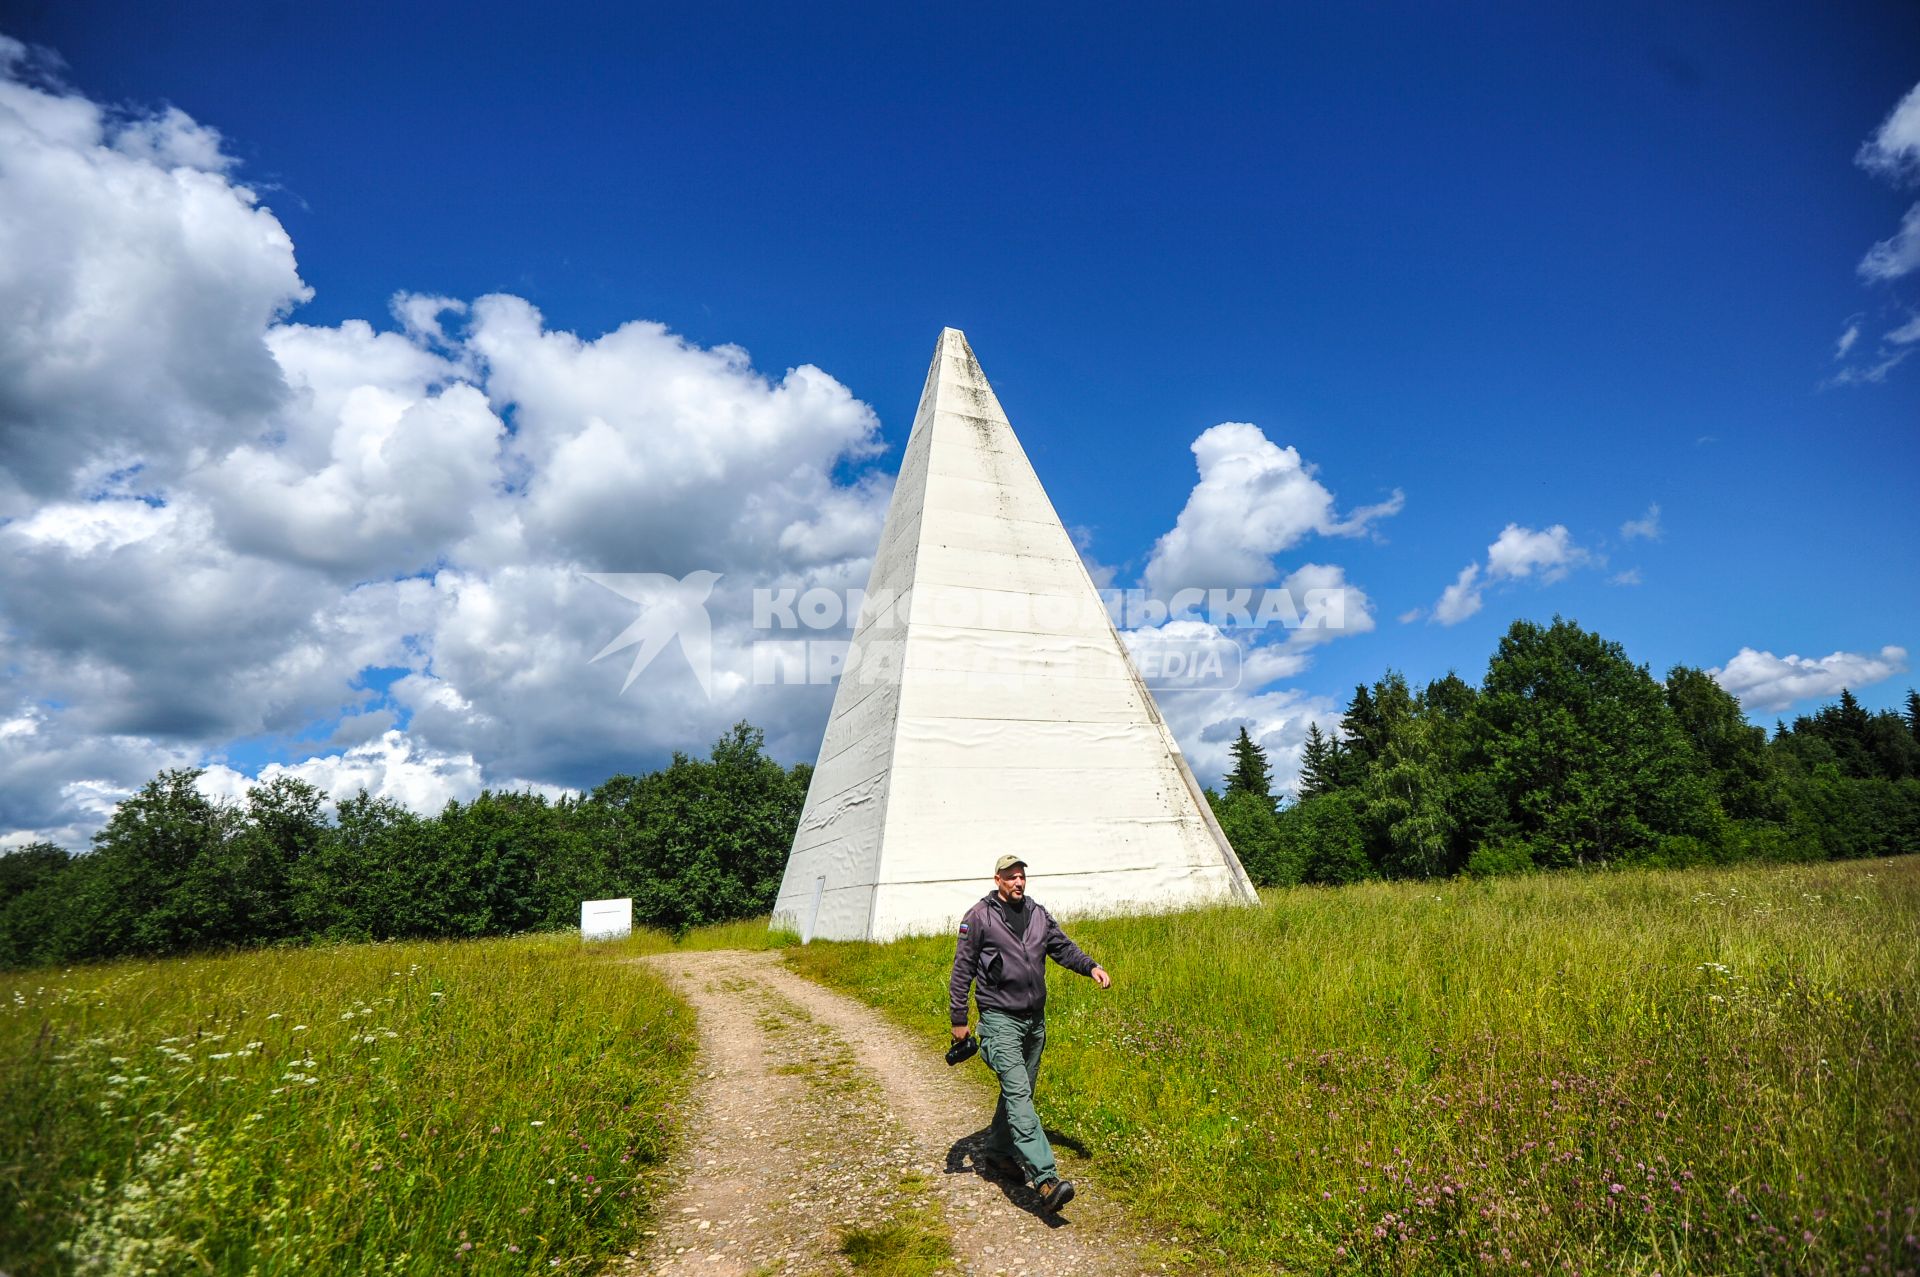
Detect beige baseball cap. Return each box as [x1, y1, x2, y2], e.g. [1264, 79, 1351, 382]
[995, 854, 1027, 874]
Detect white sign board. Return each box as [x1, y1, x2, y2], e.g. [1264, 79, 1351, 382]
[580, 897, 633, 941]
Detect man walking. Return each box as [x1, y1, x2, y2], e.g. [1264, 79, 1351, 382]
[949, 855, 1112, 1214]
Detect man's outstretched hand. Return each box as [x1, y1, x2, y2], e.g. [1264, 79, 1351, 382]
[1091, 966, 1112, 989]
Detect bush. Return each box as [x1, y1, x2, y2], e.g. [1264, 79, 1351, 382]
[1465, 835, 1536, 878]
[1280, 792, 1373, 885]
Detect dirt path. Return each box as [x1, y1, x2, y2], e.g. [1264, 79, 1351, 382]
[614, 950, 1166, 1276]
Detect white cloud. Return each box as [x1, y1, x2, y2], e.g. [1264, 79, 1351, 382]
[1859, 202, 1920, 283]
[1856, 80, 1920, 184]
[196, 730, 567, 818]
[199, 347, 506, 575]
[1836, 81, 1920, 381]
[1429, 523, 1590, 626]
[1130, 658, 1339, 801]
[1608, 568, 1643, 586]
[391, 292, 467, 348]
[1827, 347, 1916, 386]
[470, 296, 883, 574]
[0, 53, 894, 845]
[1275, 562, 1376, 647]
[0, 52, 308, 511]
[1709, 645, 1909, 713]
[110, 105, 234, 172]
[1486, 523, 1585, 581]
[1142, 422, 1401, 596]
[1433, 563, 1484, 626]
[1620, 503, 1662, 542]
[1096, 427, 1390, 785]
[0, 700, 202, 850]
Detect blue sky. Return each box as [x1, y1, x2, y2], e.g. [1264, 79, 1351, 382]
[1, 4, 1916, 842]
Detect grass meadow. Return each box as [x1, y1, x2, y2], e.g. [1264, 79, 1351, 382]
[0, 925, 781, 1276]
[789, 856, 1920, 1275]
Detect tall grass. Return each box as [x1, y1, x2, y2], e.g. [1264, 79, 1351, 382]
[788, 857, 1920, 1274]
[1, 930, 699, 1275]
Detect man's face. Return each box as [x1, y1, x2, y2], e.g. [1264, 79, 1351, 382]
[995, 867, 1027, 901]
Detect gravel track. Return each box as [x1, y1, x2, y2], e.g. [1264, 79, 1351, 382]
[614, 950, 1163, 1276]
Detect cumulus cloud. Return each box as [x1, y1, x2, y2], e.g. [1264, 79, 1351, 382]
[1428, 523, 1590, 626]
[1142, 422, 1401, 596]
[391, 292, 467, 349]
[1710, 645, 1909, 713]
[0, 43, 1403, 846]
[1112, 648, 1338, 800]
[0, 51, 893, 844]
[1111, 427, 1390, 795]
[0, 702, 201, 850]
[471, 296, 882, 575]
[0, 42, 308, 510]
[1275, 561, 1376, 647]
[1433, 564, 1484, 626]
[200, 328, 504, 576]
[195, 730, 576, 818]
[1620, 503, 1661, 542]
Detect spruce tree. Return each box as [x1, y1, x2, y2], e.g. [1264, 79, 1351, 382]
[1299, 723, 1337, 798]
[1907, 689, 1920, 745]
[1340, 685, 1384, 767]
[1224, 726, 1273, 803]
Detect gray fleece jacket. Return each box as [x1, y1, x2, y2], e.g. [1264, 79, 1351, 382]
[948, 892, 1098, 1026]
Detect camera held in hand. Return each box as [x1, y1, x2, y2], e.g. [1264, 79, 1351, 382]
[946, 1031, 979, 1066]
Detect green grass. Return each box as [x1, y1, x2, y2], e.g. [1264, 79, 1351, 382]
[787, 857, 1920, 1275]
[602, 915, 798, 956]
[0, 926, 728, 1275]
[838, 1172, 953, 1275]
[838, 1212, 953, 1275]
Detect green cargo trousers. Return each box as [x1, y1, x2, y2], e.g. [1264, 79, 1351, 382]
[977, 1008, 1055, 1185]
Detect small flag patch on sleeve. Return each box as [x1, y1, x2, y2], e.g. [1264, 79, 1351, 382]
[958, 921, 970, 935]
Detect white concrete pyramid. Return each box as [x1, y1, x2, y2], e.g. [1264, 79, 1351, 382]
[772, 329, 1257, 942]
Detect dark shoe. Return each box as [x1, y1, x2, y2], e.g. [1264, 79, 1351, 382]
[1037, 1178, 1076, 1214]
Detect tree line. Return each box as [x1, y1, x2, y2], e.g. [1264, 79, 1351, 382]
[5, 618, 1916, 969]
[1209, 617, 1920, 886]
[0, 723, 808, 969]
